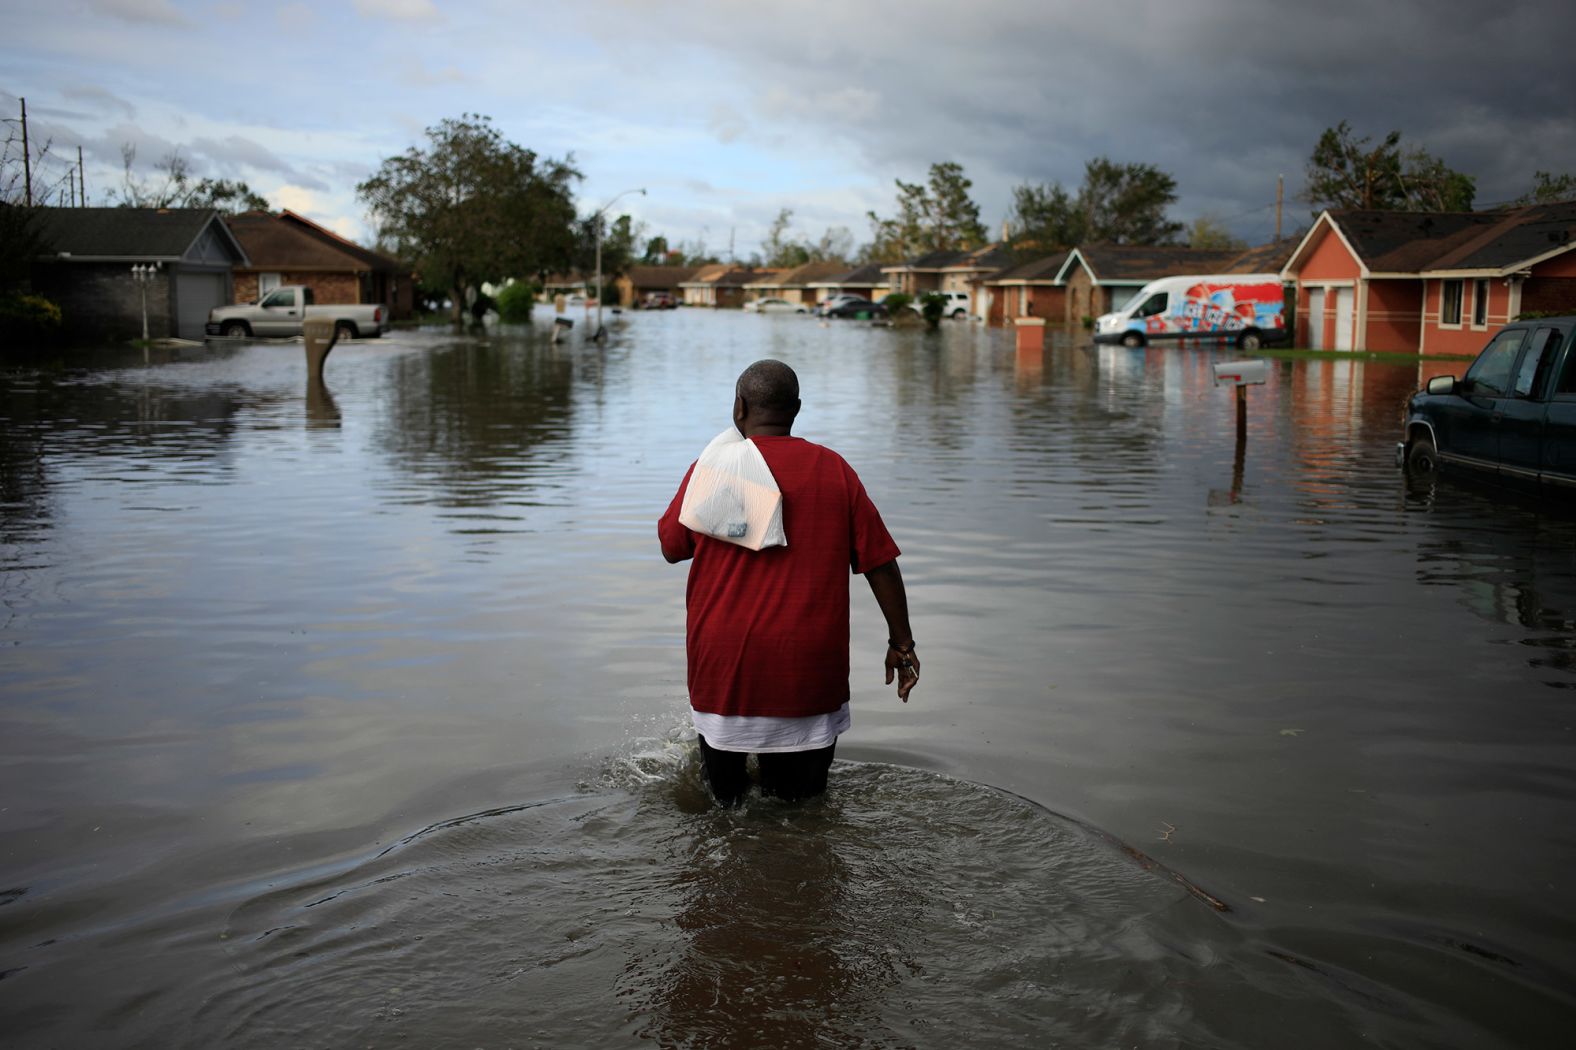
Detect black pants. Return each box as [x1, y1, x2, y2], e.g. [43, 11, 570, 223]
[696, 734, 836, 806]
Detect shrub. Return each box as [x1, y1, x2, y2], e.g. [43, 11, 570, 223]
[919, 292, 946, 328]
[882, 292, 913, 314]
[496, 281, 536, 323]
[0, 293, 63, 345]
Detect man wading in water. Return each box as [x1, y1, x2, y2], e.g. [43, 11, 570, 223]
[658, 359, 918, 806]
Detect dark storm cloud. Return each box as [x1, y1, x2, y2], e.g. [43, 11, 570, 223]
[643, 0, 1576, 232]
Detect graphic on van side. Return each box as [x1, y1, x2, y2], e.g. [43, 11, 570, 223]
[1130, 281, 1285, 338]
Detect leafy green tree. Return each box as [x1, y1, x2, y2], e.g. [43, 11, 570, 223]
[358, 115, 580, 323]
[864, 161, 987, 262]
[573, 212, 641, 287]
[1304, 121, 1475, 212]
[1008, 157, 1182, 252]
[642, 234, 671, 264]
[1518, 171, 1576, 205]
[1186, 214, 1247, 251]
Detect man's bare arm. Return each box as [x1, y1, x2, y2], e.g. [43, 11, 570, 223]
[865, 559, 918, 701]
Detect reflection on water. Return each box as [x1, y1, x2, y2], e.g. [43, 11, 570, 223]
[2, 314, 1576, 1047]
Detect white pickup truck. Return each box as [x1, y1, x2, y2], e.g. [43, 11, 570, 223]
[206, 286, 386, 340]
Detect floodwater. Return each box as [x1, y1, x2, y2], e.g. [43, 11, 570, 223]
[1, 310, 1573, 1047]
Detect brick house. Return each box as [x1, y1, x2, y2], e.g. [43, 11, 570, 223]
[934, 244, 1012, 320]
[880, 244, 1012, 316]
[679, 266, 775, 308]
[225, 210, 414, 319]
[742, 260, 848, 307]
[1279, 206, 1576, 353]
[804, 262, 888, 305]
[1055, 245, 1248, 328]
[615, 265, 698, 307]
[982, 252, 1070, 327]
[1415, 203, 1576, 355]
[30, 207, 248, 340]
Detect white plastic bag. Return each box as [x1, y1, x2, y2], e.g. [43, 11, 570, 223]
[678, 428, 787, 551]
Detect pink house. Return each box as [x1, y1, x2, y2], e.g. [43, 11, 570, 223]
[1280, 204, 1576, 354]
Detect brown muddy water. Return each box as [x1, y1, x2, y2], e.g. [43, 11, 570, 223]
[1, 310, 1573, 1047]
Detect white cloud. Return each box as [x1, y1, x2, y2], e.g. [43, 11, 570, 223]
[352, 0, 440, 21]
[86, 0, 187, 25]
[274, 185, 319, 213]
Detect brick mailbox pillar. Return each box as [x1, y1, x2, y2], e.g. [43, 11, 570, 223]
[1014, 316, 1046, 352]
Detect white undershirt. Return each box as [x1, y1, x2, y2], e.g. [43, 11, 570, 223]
[691, 702, 850, 753]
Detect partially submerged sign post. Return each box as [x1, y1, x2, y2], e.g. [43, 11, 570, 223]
[1213, 359, 1268, 441]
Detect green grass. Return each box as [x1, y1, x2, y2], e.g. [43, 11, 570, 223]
[1248, 347, 1476, 365]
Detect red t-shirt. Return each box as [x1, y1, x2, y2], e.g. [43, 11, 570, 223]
[658, 435, 901, 718]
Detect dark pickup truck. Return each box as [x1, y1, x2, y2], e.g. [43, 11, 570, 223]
[1399, 315, 1576, 493]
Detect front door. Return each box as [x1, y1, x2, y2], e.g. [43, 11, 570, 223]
[1333, 287, 1354, 350]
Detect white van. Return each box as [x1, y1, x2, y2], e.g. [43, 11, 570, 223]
[1093, 274, 1288, 349]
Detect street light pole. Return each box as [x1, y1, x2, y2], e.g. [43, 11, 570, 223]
[592, 186, 645, 340]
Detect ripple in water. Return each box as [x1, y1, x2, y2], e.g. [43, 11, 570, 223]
[185, 745, 1213, 1048]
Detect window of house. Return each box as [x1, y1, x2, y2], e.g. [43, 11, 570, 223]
[1441, 280, 1464, 325]
[1512, 328, 1560, 398]
[1463, 328, 1526, 395]
[259, 272, 282, 295]
[1472, 279, 1488, 326]
[1134, 293, 1167, 318]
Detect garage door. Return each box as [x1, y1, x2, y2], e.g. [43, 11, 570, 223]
[174, 270, 228, 340]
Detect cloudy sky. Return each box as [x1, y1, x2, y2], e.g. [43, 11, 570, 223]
[5, 0, 1575, 258]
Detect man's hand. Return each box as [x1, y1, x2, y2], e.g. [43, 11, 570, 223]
[884, 645, 920, 702]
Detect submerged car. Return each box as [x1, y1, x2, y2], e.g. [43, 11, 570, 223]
[743, 297, 807, 314]
[824, 297, 889, 320]
[640, 292, 677, 309]
[1399, 315, 1576, 494]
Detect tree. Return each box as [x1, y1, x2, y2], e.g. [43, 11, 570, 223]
[864, 162, 987, 262]
[358, 115, 580, 323]
[1186, 214, 1247, 251]
[1518, 171, 1576, 205]
[1007, 157, 1182, 253]
[1304, 121, 1475, 212]
[762, 208, 810, 268]
[572, 212, 641, 300]
[642, 234, 671, 264]
[110, 146, 271, 212]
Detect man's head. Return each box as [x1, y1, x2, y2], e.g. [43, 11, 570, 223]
[733, 359, 801, 435]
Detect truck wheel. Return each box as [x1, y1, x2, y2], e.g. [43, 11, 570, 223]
[1406, 434, 1438, 475]
[1121, 332, 1144, 348]
[334, 322, 357, 342]
[222, 320, 249, 338]
[1237, 330, 1263, 351]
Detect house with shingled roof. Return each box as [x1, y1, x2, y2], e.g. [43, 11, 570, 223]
[225, 210, 414, 319]
[742, 260, 850, 308]
[1055, 245, 1252, 329]
[614, 265, 699, 307]
[1279, 205, 1576, 353]
[29, 207, 249, 340]
[805, 263, 889, 304]
[982, 252, 1071, 327]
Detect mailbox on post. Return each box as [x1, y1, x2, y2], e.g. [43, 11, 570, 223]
[1212, 359, 1269, 387]
[1213, 358, 1268, 440]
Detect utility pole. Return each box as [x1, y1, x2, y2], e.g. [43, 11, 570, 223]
[20, 97, 32, 206]
[1275, 174, 1284, 242]
[79, 145, 86, 206]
